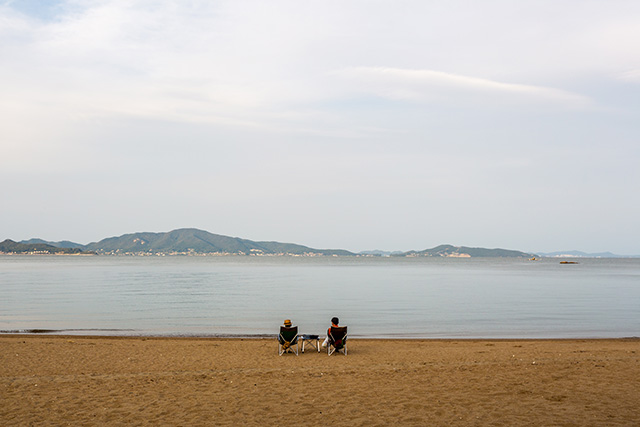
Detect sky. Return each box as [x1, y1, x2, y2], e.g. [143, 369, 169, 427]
[1, 0, 639, 254]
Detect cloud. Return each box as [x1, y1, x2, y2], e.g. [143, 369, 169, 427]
[1, 0, 639, 253]
[617, 69, 640, 82]
[336, 67, 593, 109]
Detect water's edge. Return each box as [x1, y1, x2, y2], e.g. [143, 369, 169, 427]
[2, 329, 638, 340]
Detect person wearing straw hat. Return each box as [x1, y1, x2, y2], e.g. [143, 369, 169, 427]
[281, 319, 293, 351]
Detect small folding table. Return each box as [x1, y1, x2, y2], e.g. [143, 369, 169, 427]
[299, 334, 320, 353]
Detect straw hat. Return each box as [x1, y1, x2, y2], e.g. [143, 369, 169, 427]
[284, 319, 292, 327]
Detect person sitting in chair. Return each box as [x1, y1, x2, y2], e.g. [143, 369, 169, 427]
[281, 319, 293, 351]
[321, 317, 340, 348]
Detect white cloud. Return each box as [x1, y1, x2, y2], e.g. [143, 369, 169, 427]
[336, 67, 593, 108]
[617, 69, 640, 82]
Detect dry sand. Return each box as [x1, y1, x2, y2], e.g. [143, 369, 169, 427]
[1, 336, 639, 426]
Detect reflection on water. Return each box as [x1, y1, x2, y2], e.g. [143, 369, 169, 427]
[1, 256, 639, 338]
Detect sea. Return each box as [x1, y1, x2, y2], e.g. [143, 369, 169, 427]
[1, 255, 639, 339]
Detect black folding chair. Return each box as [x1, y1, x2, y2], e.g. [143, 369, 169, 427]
[278, 326, 299, 356]
[327, 326, 347, 356]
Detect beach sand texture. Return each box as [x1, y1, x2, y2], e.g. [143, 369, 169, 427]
[1, 336, 639, 426]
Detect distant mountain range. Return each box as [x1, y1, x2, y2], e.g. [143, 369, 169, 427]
[534, 250, 638, 258]
[20, 238, 86, 249]
[0, 228, 633, 257]
[6, 228, 350, 256]
[0, 239, 88, 255]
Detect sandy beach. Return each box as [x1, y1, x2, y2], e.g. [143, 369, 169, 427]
[1, 336, 639, 426]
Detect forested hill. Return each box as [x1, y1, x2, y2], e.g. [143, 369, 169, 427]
[399, 244, 535, 258]
[20, 238, 86, 249]
[0, 239, 88, 254]
[83, 228, 354, 256]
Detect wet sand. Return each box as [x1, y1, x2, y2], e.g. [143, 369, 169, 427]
[1, 336, 639, 426]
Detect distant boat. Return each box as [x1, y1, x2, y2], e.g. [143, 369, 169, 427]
[529, 257, 538, 261]
[559, 261, 579, 264]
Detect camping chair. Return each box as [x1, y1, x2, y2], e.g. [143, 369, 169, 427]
[278, 325, 299, 356]
[327, 326, 347, 356]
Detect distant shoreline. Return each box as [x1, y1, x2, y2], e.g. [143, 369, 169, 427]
[2, 253, 639, 260]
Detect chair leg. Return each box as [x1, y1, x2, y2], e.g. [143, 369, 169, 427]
[279, 341, 299, 356]
[328, 345, 347, 356]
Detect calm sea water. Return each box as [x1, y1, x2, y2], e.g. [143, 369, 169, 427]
[1, 256, 638, 338]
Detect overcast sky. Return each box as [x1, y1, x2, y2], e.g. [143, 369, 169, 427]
[1, 0, 639, 254]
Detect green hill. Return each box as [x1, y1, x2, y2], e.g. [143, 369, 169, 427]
[84, 228, 354, 256]
[0, 239, 88, 255]
[20, 238, 86, 249]
[398, 244, 535, 258]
